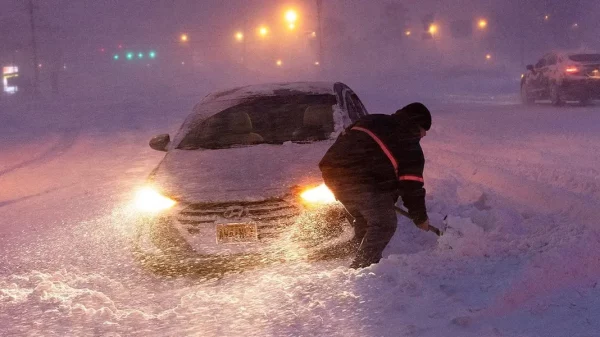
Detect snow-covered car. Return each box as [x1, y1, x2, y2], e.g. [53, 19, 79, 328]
[521, 51, 600, 105]
[132, 82, 369, 273]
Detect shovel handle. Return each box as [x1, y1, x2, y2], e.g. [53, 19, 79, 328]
[394, 206, 443, 237]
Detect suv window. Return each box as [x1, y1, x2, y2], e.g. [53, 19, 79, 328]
[535, 58, 547, 68]
[569, 54, 600, 62]
[177, 94, 337, 149]
[345, 92, 361, 121]
[349, 93, 368, 117]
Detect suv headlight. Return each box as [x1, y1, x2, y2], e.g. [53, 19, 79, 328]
[300, 183, 336, 204]
[134, 187, 176, 213]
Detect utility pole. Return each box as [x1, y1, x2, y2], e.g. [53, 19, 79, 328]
[316, 0, 323, 68]
[28, 0, 40, 95]
[242, 16, 247, 65]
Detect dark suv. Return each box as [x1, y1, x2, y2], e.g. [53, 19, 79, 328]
[521, 52, 600, 105]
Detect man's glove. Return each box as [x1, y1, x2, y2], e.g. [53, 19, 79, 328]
[415, 219, 430, 232]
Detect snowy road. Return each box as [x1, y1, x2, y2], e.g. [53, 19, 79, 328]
[1, 94, 599, 336]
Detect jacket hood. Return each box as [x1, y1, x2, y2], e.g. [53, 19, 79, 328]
[394, 102, 432, 131]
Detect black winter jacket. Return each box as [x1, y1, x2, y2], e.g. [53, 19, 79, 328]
[319, 113, 428, 223]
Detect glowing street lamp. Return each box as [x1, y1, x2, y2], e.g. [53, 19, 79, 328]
[544, 14, 550, 21]
[478, 19, 488, 30]
[235, 31, 244, 41]
[405, 30, 411, 36]
[285, 9, 298, 23]
[276, 59, 283, 67]
[180, 33, 189, 42]
[486, 53, 492, 60]
[285, 9, 298, 30]
[126, 52, 134, 60]
[258, 26, 269, 37]
[428, 24, 438, 36]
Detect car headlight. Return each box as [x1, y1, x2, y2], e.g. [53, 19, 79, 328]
[134, 187, 176, 213]
[300, 183, 336, 204]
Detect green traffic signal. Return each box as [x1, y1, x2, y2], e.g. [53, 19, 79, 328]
[115, 51, 156, 61]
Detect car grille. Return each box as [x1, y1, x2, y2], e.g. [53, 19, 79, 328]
[177, 199, 301, 240]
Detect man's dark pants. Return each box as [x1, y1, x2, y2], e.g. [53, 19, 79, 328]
[327, 182, 399, 269]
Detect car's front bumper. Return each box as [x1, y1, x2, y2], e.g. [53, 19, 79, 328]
[138, 200, 350, 261]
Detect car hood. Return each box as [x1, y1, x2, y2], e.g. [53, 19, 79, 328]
[151, 141, 334, 203]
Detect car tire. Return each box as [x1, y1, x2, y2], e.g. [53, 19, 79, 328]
[520, 83, 535, 105]
[550, 83, 565, 106]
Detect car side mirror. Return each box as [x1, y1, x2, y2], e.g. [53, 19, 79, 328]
[149, 134, 170, 152]
[526, 65, 534, 71]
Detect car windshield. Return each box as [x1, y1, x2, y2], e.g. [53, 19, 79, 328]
[176, 94, 337, 150]
[568, 54, 600, 62]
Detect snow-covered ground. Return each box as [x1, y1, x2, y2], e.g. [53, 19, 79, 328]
[1, 88, 599, 336]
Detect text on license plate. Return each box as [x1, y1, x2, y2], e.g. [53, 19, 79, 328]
[216, 223, 258, 244]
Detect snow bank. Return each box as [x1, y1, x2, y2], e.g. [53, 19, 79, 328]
[1, 93, 600, 336]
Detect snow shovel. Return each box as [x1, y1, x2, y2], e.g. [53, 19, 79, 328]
[394, 206, 444, 236]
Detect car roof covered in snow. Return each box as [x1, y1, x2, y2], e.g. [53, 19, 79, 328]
[546, 50, 600, 57]
[200, 82, 337, 103]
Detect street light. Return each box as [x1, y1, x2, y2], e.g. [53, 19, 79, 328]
[276, 59, 283, 66]
[478, 19, 488, 30]
[235, 32, 244, 41]
[429, 24, 438, 36]
[285, 9, 298, 30]
[258, 26, 269, 37]
[405, 30, 411, 36]
[180, 33, 189, 42]
[486, 53, 492, 60]
[285, 9, 298, 23]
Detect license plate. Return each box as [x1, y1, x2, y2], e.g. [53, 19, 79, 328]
[216, 223, 258, 244]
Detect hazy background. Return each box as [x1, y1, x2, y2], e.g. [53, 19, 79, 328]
[1, 0, 599, 110]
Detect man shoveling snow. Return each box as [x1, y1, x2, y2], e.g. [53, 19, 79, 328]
[318, 103, 434, 269]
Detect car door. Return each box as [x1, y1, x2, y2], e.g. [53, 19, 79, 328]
[529, 55, 548, 93]
[540, 53, 558, 89]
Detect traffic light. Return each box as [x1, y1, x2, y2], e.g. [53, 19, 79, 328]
[112, 50, 157, 61]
